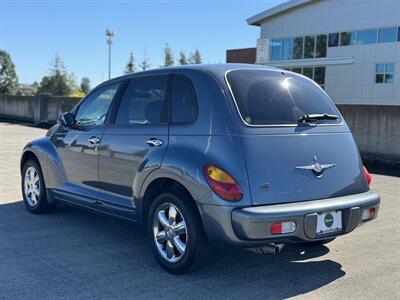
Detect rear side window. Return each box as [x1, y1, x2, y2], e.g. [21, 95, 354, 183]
[115, 76, 168, 125]
[226, 69, 340, 126]
[171, 74, 197, 124]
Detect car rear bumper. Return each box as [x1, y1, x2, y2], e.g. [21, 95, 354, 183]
[200, 191, 380, 247]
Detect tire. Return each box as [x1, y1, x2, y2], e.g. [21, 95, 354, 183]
[304, 238, 335, 246]
[21, 159, 56, 214]
[147, 190, 210, 274]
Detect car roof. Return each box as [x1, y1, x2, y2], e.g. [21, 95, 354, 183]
[102, 63, 279, 87]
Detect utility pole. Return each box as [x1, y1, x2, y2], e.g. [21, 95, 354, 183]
[105, 29, 115, 79]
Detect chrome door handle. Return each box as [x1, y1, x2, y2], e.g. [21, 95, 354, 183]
[145, 139, 163, 147]
[88, 137, 101, 144]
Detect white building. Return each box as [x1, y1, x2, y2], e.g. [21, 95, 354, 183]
[247, 0, 400, 105]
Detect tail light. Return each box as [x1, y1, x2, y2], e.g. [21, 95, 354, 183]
[203, 165, 243, 201]
[363, 165, 372, 186]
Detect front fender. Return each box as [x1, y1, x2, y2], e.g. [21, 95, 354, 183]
[21, 136, 65, 190]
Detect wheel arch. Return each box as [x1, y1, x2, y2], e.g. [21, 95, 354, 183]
[138, 175, 200, 225]
[20, 150, 41, 173]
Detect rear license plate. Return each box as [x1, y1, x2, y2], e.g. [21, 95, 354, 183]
[316, 211, 342, 235]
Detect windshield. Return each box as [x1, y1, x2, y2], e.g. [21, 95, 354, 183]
[226, 69, 341, 126]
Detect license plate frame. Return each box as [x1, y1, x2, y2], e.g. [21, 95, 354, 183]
[316, 210, 342, 236]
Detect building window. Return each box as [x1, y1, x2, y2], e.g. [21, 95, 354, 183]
[314, 67, 326, 88]
[302, 67, 313, 78]
[315, 34, 327, 57]
[398, 27, 400, 42]
[340, 32, 357, 46]
[286, 66, 326, 89]
[270, 39, 282, 61]
[375, 63, 394, 84]
[357, 29, 377, 45]
[378, 27, 397, 43]
[282, 38, 293, 60]
[328, 33, 339, 47]
[303, 36, 315, 59]
[293, 37, 303, 59]
[292, 67, 302, 74]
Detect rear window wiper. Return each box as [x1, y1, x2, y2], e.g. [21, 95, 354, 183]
[298, 113, 339, 123]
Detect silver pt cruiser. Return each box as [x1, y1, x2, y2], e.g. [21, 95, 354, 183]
[20, 64, 380, 273]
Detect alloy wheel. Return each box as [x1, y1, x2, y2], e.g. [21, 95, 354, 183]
[153, 203, 188, 263]
[24, 166, 40, 207]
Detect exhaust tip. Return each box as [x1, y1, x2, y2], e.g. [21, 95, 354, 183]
[247, 244, 284, 255]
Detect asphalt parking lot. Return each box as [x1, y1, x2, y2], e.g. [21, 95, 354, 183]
[0, 121, 399, 299]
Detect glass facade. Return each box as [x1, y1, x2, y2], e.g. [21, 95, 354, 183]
[328, 33, 339, 47]
[316, 35, 327, 57]
[304, 36, 315, 58]
[292, 37, 303, 59]
[375, 63, 394, 84]
[271, 39, 282, 61]
[357, 29, 377, 45]
[398, 27, 400, 42]
[282, 38, 293, 60]
[287, 66, 326, 88]
[269, 25, 399, 61]
[340, 32, 357, 46]
[378, 27, 397, 43]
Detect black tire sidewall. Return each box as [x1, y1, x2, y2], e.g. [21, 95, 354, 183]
[147, 191, 204, 274]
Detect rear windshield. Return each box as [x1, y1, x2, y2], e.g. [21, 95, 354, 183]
[226, 69, 341, 126]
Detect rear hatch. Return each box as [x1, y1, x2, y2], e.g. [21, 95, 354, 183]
[226, 69, 368, 205]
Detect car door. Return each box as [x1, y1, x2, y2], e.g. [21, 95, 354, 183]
[98, 74, 170, 212]
[52, 82, 121, 202]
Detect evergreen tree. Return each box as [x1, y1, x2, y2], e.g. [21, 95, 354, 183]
[80, 77, 91, 94]
[124, 52, 135, 74]
[0, 49, 19, 95]
[178, 51, 188, 65]
[139, 56, 150, 71]
[163, 43, 174, 67]
[189, 49, 202, 64]
[38, 54, 72, 96]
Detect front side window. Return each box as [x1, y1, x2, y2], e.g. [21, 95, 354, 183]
[378, 27, 397, 43]
[171, 74, 197, 124]
[357, 29, 377, 45]
[340, 32, 357, 46]
[115, 76, 168, 125]
[75, 83, 120, 127]
[376, 63, 395, 84]
[226, 69, 339, 126]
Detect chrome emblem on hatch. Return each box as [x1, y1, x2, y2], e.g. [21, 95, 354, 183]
[296, 156, 336, 178]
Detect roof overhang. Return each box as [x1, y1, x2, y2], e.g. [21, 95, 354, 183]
[247, 0, 314, 26]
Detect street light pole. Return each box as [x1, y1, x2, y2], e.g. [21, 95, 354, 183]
[105, 29, 115, 80]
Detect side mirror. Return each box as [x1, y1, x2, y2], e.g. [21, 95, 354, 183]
[57, 112, 75, 127]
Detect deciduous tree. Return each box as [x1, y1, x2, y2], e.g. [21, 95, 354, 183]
[0, 49, 19, 95]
